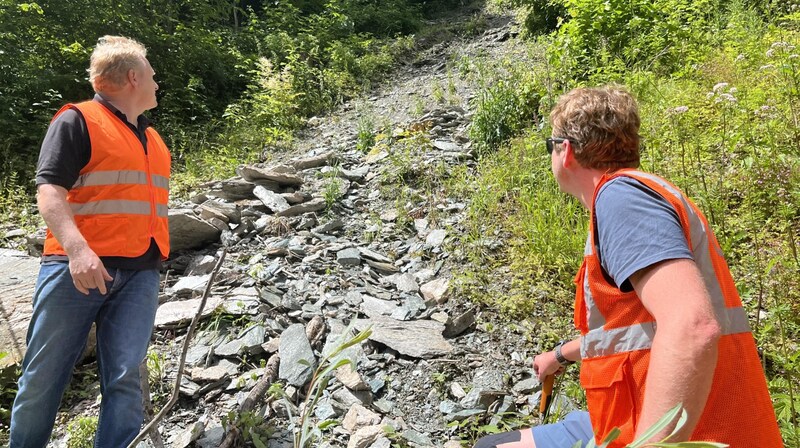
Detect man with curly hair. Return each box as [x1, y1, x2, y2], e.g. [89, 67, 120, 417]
[474, 86, 782, 448]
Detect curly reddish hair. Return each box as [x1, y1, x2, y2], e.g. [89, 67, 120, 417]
[549, 86, 641, 170]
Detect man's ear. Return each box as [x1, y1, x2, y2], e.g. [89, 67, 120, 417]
[562, 139, 576, 168]
[127, 68, 138, 88]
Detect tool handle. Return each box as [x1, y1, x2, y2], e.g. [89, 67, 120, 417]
[539, 374, 555, 414]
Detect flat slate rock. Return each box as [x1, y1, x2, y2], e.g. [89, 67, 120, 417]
[169, 210, 222, 252]
[154, 296, 224, 328]
[237, 165, 304, 187]
[353, 315, 453, 358]
[0, 252, 39, 369]
[278, 323, 316, 386]
[275, 198, 327, 217]
[253, 186, 291, 213]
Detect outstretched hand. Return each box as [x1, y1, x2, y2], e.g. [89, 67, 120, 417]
[69, 246, 113, 295]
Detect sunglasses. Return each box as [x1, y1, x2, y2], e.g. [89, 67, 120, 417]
[545, 137, 570, 154]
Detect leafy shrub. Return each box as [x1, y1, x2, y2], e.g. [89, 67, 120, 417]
[66, 416, 98, 448]
[542, 0, 725, 78]
[469, 77, 541, 154]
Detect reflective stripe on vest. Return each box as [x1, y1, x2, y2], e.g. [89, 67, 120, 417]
[70, 200, 169, 218]
[74, 170, 170, 191]
[580, 170, 751, 359]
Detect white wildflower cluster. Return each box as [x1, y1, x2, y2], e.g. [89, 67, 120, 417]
[766, 42, 798, 59]
[668, 105, 689, 115]
[754, 104, 778, 120]
[707, 82, 737, 104]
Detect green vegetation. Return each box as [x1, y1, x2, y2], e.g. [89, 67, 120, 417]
[455, 0, 799, 444]
[66, 416, 98, 448]
[0, 0, 463, 209]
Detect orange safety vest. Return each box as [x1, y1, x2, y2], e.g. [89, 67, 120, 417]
[574, 170, 782, 447]
[43, 100, 171, 260]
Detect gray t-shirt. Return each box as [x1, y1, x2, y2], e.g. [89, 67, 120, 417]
[594, 177, 693, 292]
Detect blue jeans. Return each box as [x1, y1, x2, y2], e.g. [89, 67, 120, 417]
[9, 262, 159, 448]
[532, 411, 594, 447]
[473, 411, 594, 448]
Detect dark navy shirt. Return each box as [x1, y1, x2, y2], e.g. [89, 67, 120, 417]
[594, 177, 693, 292]
[37, 94, 162, 270]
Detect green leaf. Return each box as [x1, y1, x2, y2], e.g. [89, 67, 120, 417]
[252, 434, 267, 448]
[627, 403, 683, 447]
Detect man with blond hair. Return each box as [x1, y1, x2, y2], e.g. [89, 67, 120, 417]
[10, 35, 170, 448]
[474, 86, 782, 447]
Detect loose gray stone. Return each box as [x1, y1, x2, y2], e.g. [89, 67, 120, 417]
[368, 438, 391, 448]
[167, 275, 211, 296]
[185, 345, 211, 367]
[372, 398, 393, 414]
[337, 247, 362, 266]
[425, 229, 447, 247]
[0, 252, 39, 369]
[473, 369, 505, 391]
[237, 165, 304, 187]
[314, 397, 339, 420]
[253, 185, 291, 213]
[391, 295, 426, 321]
[179, 377, 201, 397]
[278, 324, 316, 386]
[154, 296, 224, 328]
[205, 178, 266, 200]
[450, 382, 467, 399]
[275, 198, 327, 217]
[443, 310, 476, 338]
[354, 315, 453, 358]
[402, 429, 434, 447]
[360, 296, 399, 318]
[199, 199, 241, 224]
[439, 400, 463, 414]
[420, 278, 450, 304]
[314, 219, 344, 234]
[342, 403, 381, 432]
[512, 377, 539, 395]
[394, 273, 419, 293]
[445, 409, 484, 422]
[347, 425, 383, 448]
[332, 387, 373, 408]
[169, 209, 222, 252]
[336, 363, 370, 391]
[366, 260, 399, 273]
[190, 365, 229, 382]
[432, 140, 461, 151]
[359, 247, 392, 263]
[196, 426, 225, 448]
[414, 218, 429, 235]
[185, 254, 217, 276]
[282, 191, 311, 204]
[171, 421, 204, 448]
[290, 151, 336, 170]
[340, 166, 370, 182]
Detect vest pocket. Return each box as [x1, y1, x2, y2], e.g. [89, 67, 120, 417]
[79, 216, 129, 256]
[580, 352, 637, 445]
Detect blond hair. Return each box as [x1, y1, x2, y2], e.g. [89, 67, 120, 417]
[88, 35, 147, 93]
[549, 86, 641, 170]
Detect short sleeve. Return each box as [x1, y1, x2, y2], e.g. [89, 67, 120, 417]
[36, 108, 91, 190]
[594, 177, 693, 292]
